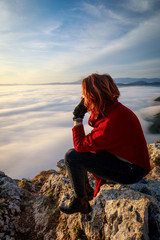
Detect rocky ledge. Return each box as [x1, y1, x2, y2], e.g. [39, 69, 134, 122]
[0, 142, 160, 240]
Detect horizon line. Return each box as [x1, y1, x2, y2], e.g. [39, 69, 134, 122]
[1, 77, 160, 86]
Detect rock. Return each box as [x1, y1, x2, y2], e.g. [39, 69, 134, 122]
[17, 178, 36, 193]
[0, 142, 160, 240]
[103, 192, 149, 240]
[0, 171, 5, 177]
[57, 159, 66, 170]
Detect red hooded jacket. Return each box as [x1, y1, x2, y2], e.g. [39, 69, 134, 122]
[72, 100, 151, 196]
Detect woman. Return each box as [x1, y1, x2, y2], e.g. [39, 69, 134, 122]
[59, 73, 151, 214]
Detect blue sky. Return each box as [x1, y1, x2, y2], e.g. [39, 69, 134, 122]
[0, 0, 160, 84]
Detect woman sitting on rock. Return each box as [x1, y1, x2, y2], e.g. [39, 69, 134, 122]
[59, 73, 151, 214]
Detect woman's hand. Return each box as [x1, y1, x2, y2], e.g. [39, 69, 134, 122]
[73, 98, 87, 121]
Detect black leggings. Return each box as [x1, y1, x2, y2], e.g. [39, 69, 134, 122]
[64, 148, 149, 198]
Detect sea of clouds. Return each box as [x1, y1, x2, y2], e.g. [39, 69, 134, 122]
[0, 84, 160, 179]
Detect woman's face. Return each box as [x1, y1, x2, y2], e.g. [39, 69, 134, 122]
[81, 86, 85, 99]
[81, 86, 88, 107]
[81, 86, 95, 110]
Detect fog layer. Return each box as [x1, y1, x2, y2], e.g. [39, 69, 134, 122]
[0, 85, 159, 179]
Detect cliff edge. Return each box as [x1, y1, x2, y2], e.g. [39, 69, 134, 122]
[0, 142, 160, 240]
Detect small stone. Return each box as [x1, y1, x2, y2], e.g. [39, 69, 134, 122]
[0, 171, 5, 177]
[57, 159, 65, 170]
[5, 235, 11, 240]
[0, 219, 4, 227]
[0, 233, 5, 238]
[10, 230, 15, 237]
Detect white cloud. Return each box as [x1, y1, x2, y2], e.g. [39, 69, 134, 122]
[0, 84, 160, 179]
[75, 12, 160, 68]
[107, 58, 160, 78]
[83, 2, 104, 18]
[0, 2, 15, 30]
[0, 1, 28, 31]
[41, 21, 62, 35]
[41, 10, 160, 79]
[26, 40, 66, 50]
[124, 0, 152, 12]
[83, 2, 128, 24]
[0, 0, 160, 83]
[43, 4, 160, 76]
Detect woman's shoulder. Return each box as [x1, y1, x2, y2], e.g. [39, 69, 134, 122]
[89, 101, 137, 126]
[110, 101, 136, 116]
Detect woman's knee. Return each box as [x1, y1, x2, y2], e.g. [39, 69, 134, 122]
[64, 148, 77, 166]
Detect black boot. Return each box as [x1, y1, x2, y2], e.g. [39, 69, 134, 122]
[85, 183, 94, 201]
[59, 196, 92, 214]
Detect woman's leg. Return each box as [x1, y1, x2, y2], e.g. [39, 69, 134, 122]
[64, 149, 88, 198]
[64, 148, 148, 198]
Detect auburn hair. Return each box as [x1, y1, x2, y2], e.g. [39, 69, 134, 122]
[82, 73, 120, 118]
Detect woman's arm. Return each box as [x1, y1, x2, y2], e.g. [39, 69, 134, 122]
[72, 119, 110, 152]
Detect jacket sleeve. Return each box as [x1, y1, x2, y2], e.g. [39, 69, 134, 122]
[72, 119, 110, 152]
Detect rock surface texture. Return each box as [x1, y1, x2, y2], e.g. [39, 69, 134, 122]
[0, 142, 160, 240]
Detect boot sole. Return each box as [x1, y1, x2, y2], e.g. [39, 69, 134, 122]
[59, 205, 92, 215]
[80, 205, 92, 214]
[88, 195, 94, 201]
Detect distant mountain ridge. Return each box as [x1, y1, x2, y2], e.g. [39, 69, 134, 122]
[1, 77, 160, 86]
[74, 77, 160, 86]
[114, 77, 160, 84]
[38, 77, 160, 86]
[116, 80, 160, 87]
